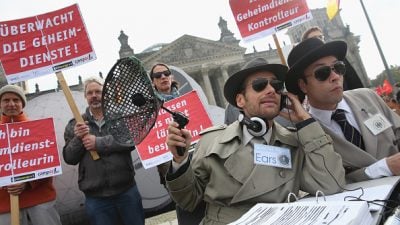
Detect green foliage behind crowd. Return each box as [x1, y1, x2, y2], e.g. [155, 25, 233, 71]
[370, 65, 400, 87]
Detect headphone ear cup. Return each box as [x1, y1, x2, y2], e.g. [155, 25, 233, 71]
[247, 117, 268, 137]
[238, 114, 269, 137]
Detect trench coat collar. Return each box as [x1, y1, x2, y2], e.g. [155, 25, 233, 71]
[205, 120, 299, 203]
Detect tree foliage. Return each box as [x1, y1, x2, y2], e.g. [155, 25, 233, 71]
[370, 65, 400, 87]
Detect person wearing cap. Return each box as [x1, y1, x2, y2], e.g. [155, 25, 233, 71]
[285, 37, 400, 183]
[150, 63, 206, 225]
[0, 85, 61, 225]
[164, 58, 345, 225]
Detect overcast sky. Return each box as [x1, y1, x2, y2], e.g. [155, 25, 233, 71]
[0, 0, 398, 92]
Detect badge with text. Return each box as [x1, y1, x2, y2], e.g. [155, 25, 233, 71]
[254, 144, 291, 169]
[363, 113, 391, 135]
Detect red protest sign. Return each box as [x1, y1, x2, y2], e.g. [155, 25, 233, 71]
[137, 91, 213, 169]
[0, 118, 62, 186]
[229, 0, 312, 41]
[0, 4, 96, 83]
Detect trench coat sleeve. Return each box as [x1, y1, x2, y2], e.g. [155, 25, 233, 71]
[166, 158, 207, 212]
[297, 121, 346, 195]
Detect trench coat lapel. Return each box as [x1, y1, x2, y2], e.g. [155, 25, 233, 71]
[229, 122, 298, 204]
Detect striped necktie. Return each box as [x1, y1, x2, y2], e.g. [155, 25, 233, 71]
[331, 109, 365, 150]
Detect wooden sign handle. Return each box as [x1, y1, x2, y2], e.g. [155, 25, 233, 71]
[10, 194, 19, 225]
[273, 34, 287, 66]
[56, 72, 100, 160]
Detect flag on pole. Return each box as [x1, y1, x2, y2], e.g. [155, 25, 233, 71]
[375, 85, 383, 96]
[382, 79, 393, 95]
[327, 0, 340, 20]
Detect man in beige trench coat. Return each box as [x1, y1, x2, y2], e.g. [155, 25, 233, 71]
[165, 57, 346, 225]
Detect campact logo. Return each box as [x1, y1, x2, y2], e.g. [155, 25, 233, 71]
[37, 169, 55, 177]
[73, 54, 94, 64]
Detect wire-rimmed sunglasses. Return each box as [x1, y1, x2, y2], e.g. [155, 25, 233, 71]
[151, 70, 171, 79]
[250, 78, 284, 93]
[312, 61, 346, 81]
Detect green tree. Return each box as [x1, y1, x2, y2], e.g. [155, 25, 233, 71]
[370, 65, 400, 87]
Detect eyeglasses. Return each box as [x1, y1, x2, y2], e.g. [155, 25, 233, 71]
[311, 61, 346, 81]
[250, 78, 284, 93]
[151, 70, 171, 79]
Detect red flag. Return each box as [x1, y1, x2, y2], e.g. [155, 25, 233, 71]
[382, 79, 393, 94]
[375, 85, 383, 96]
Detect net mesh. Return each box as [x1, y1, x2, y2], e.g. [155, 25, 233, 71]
[102, 56, 162, 145]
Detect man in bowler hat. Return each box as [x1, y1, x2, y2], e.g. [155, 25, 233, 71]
[285, 37, 400, 183]
[164, 57, 345, 224]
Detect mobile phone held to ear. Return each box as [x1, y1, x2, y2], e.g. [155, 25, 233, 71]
[280, 94, 288, 111]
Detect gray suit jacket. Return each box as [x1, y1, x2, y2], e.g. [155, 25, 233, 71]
[319, 88, 400, 182]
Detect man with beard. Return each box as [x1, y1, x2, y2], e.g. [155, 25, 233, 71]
[164, 58, 345, 225]
[63, 77, 144, 225]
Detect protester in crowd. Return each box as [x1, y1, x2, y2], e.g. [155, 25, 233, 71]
[165, 57, 345, 225]
[301, 26, 364, 91]
[0, 85, 62, 225]
[285, 37, 400, 183]
[63, 77, 144, 225]
[381, 95, 400, 116]
[150, 63, 206, 225]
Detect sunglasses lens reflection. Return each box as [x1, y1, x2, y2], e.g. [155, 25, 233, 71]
[314, 61, 346, 81]
[252, 79, 268, 92]
[152, 70, 171, 78]
[251, 79, 283, 92]
[314, 67, 332, 81]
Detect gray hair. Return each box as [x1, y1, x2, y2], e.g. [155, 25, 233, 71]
[83, 77, 104, 95]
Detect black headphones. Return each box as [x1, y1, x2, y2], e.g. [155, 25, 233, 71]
[238, 113, 268, 137]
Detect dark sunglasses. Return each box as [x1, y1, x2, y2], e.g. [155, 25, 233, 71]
[312, 61, 346, 81]
[151, 70, 171, 79]
[250, 78, 284, 93]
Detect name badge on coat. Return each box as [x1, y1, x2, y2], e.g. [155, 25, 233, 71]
[363, 113, 392, 135]
[254, 144, 292, 169]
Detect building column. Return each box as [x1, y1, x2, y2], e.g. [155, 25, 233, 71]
[221, 64, 230, 82]
[201, 65, 216, 105]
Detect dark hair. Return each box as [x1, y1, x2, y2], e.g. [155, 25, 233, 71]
[149, 63, 180, 90]
[149, 63, 170, 81]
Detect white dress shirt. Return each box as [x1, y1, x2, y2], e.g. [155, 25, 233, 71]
[309, 99, 392, 179]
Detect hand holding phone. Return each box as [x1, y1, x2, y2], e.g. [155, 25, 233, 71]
[279, 92, 311, 123]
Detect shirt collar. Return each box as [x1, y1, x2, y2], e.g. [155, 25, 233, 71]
[309, 98, 351, 125]
[242, 123, 272, 146]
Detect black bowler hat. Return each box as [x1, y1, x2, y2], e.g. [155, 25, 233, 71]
[223, 57, 288, 108]
[285, 37, 347, 99]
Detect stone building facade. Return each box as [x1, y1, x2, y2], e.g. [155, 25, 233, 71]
[117, 9, 369, 108]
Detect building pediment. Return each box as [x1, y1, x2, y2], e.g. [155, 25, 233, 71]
[141, 34, 246, 68]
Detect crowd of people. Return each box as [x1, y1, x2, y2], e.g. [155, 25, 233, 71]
[1, 25, 399, 225]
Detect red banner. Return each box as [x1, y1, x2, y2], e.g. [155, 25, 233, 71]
[0, 4, 96, 83]
[137, 91, 213, 169]
[229, 0, 312, 41]
[0, 118, 62, 186]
